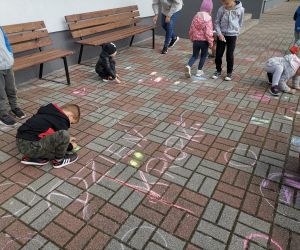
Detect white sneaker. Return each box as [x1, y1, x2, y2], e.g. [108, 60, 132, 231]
[224, 74, 232, 81]
[185, 66, 191, 78]
[196, 70, 204, 77]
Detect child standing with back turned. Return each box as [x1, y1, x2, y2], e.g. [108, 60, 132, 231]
[185, 0, 214, 78]
[212, 0, 244, 81]
[294, 5, 300, 43]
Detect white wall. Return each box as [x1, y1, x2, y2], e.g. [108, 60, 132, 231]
[0, 0, 154, 32]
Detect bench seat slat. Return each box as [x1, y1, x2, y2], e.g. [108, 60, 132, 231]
[13, 49, 73, 71]
[77, 24, 155, 46]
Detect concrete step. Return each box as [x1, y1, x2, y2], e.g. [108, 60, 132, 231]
[240, 18, 259, 35]
[244, 13, 253, 22]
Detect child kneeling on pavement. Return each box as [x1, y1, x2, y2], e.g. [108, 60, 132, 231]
[95, 43, 121, 84]
[16, 103, 80, 168]
[264, 53, 300, 96]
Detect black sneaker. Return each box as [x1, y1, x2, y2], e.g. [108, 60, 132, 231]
[0, 113, 16, 126]
[267, 73, 273, 85]
[161, 47, 168, 54]
[11, 107, 26, 119]
[168, 36, 179, 48]
[52, 153, 78, 169]
[269, 86, 280, 96]
[212, 71, 221, 79]
[21, 156, 49, 166]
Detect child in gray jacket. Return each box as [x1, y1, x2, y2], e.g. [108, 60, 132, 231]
[152, 0, 183, 54]
[212, 0, 244, 81]
[0, 27, 25, 126]
[264, 54, 300, 96]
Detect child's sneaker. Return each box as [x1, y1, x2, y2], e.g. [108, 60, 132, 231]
[52, 153, 78, 169]
[11, 107, 26, 119]
[0, 113, 16, 126]
[185, 66, 191, 78]
[196, 70, 204, 77]
[168, 36, 179, 48]
[269, 86, 280, 96]
[212, 71, 221, 79]
[225, 74, 232, 81]
[21, 156, 49, 166]
[102, 78, 109, 82]
[161, 47, 168, 54]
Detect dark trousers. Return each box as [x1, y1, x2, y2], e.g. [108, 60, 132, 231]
[0, 68, 18, 115]
[215, 36, 237, 74]
[187, 41, 209, 70]
[16, 130, 70, 160]
[161, 11, 180, 48]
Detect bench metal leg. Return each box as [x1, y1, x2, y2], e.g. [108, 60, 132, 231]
[152, 29, 155, 49]
[63, 57, 71, 85]
[130, 35, 135, 47]
[78, 45, 84, 64]
[39, 63, 44, 79]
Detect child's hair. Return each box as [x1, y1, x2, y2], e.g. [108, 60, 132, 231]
[61, 104, 80, 122]
[221, 0, 234, 3]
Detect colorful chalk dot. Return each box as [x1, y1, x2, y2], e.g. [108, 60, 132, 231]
[129, 159, 140, 168]
[133, 151, 144, 160]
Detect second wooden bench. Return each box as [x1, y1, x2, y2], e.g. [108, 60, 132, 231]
[65, 5, 156, 64]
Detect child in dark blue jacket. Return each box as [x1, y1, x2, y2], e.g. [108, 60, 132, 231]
[294, 6, 300, 43]
[95, 43, 121, 84]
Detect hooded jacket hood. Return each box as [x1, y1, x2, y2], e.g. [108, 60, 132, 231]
[0, 27, 14, 70]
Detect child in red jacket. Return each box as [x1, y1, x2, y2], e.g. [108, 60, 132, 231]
[185, 0, 214, 78]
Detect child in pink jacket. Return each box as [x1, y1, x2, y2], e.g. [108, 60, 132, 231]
[185, 0, 214, 78]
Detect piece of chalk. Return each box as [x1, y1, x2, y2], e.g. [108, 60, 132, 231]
[133, 151, 144, 160]
[72, 146, 81, 153]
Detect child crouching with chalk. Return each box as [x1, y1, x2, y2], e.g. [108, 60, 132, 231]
[264, 53, 300, 96]
[16, 103, 80, 168]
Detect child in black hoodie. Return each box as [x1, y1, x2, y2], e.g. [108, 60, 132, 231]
[95, 43, 121, 84]
[16, 103, 80, 168]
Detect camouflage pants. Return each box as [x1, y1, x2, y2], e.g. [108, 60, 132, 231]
[16, 130, 70, 160]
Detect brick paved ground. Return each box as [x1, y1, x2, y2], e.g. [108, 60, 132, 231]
[1, 2, 300, 250]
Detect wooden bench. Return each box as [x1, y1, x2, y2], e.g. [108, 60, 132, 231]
[3, 21, 73, 85]
[65, 5, 156, 64]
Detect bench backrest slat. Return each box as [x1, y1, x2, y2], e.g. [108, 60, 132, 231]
[2, 21, 52, 54]
[12, 38, 53, 53]
[68, 11, 139, 31]
[71, 17, 140, 39]
[65, 5, 138, 22]
[65, 5, 140, 39]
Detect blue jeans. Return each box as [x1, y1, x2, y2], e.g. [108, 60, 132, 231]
[161, 11, 180, 48]
[188, 41, 209, 70]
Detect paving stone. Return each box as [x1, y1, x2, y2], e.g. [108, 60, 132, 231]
[192, 231, 226, 250]
[153, 229, 186, 250]
[202, 199, 223, 223]
[21, 235, 47, 250]
[238, 212, 271, 233]
[197, 220, 230, 243]
[20, 200, 50, 224]
[199, 178, 218, 197]
[31, 206, 61, 230]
